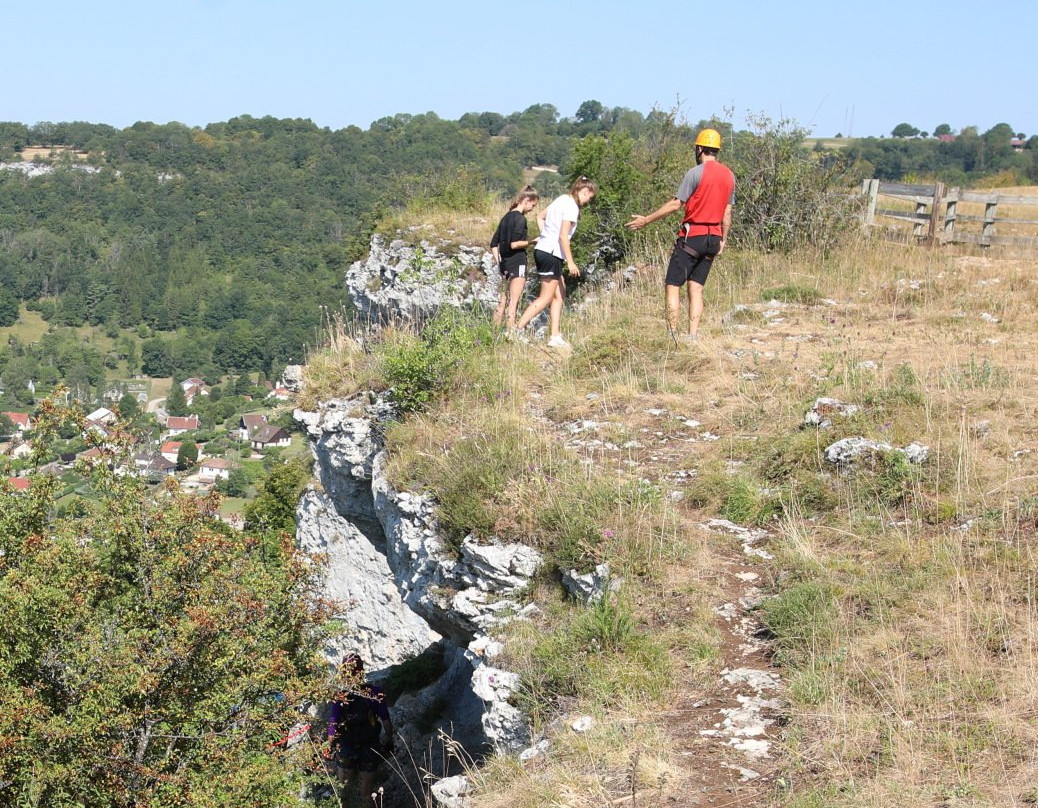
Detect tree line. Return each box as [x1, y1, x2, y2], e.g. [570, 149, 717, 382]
[838, 122, 1037, 186]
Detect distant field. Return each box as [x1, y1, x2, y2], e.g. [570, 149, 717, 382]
[804, 137, 851, 150]
[0, 307, 50, 343]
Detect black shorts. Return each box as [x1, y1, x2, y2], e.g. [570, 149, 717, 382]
[500, 258, 528, 280]
[534, 249, 564, 280]
[665, 235, 722, 287]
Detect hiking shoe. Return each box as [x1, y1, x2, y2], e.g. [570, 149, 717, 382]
[677, 333, 698, 345]
[506, 328, 530, 344]
[547, 335, 572, 349]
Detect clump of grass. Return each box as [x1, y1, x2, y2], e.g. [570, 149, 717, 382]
[298, 308, 375, 409]
[718, 475, 782, 525]
[758, 581, 840, 667]
[761, 284, 823, 305]
[508, 592, 669, 727]
[723, 305, 767, 327]
[940, 356, 1012, 391]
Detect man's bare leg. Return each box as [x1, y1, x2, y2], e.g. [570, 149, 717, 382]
[687, 281, 704, 336]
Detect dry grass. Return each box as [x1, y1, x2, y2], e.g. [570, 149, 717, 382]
[378, 193, 511, 250]
[303, 224, 1038, 806]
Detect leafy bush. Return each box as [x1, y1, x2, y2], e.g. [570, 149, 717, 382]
[726, 115, 860, 253]
[377, 307, 496, 413]
[0, 402, 332, 807]
[565, 110, 860, 270]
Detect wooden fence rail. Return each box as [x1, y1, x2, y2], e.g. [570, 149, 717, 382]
[862, 179, 1038, 248]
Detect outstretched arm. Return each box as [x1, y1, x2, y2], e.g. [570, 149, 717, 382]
[626, 197, 683, 230]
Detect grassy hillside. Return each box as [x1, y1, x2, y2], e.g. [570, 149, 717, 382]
[304, 224, 1037, 807]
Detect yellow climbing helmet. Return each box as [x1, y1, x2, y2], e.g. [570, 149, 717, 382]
[694, 128, 723, 150]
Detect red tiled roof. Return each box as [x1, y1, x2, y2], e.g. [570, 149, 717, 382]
[2, 412, 30, 427]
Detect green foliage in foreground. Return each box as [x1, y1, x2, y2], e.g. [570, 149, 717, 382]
[0, 401, 333, 807]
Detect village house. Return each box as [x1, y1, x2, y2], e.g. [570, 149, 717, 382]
[160, 441, 182, 464]
[8, 441, 33, 460]
[181, 378, 211, 405]
[5, 476, 30, 492]
[250, 424, 291, 451]
[165, 415, 200, 437]
[134, 452, 177, 479]
[236, 413, 268, 441]
[84, 419, 112, 439]
[2, 411, 32, 434]
[78, 447, 105, 464]
[86, 407, 118, 425]
[199, 457, 232, 482]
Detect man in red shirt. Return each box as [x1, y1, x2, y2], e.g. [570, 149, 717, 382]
[626, 128, 735, 342]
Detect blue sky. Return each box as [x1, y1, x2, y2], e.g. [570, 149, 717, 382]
[4, 0, 1035, 138]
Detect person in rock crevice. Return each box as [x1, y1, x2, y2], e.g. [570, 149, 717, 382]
[327, 654, 393, 807]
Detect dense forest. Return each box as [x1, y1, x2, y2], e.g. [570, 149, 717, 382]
[1, 107, 1035, 403]
[0, 105, 653, 391]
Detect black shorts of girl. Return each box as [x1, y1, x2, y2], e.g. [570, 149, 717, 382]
[500, 256, 528, 280]
[534, 249, 564, 280]
[665, 234, 722, 287]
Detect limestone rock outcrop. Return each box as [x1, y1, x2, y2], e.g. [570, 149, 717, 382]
[344, 235, 500, 325]
[295, 394, 539, 757]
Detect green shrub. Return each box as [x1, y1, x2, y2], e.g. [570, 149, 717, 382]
[726, 114, 859, 253]
[377, 307, 496, 413]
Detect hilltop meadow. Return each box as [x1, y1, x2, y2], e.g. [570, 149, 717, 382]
[305, 200, 1038, 807]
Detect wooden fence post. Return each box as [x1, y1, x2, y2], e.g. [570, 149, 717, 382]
[981, 199, 998, 246]
[927, 182, 945, 245]
[864, 179, 878, 227]
[944, 189, 958, 244]
[913, 198, 927, 239]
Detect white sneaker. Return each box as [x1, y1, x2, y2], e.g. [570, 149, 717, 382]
[547, 335, 571, 348]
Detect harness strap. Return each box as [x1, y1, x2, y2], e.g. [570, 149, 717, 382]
[681, 221, 721, 235]
[676, 238, 715, 261]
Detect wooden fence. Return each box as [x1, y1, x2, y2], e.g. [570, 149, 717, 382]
[862, 179, 1038, 248]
